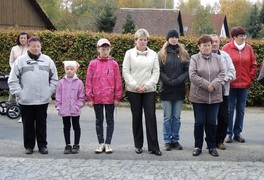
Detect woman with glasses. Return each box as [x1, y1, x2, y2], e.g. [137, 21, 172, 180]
[222, 26, 257, 143]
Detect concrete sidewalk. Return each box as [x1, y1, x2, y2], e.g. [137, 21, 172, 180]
[0, 104, 264, 179]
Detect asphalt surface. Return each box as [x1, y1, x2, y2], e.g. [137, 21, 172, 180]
[0, 103, 264, 179]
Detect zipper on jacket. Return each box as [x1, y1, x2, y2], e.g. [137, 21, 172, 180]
[239, 51, 242, 88]
[207, 60, 211, 104]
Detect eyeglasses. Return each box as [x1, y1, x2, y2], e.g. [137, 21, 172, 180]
[237, 35, 247, 38]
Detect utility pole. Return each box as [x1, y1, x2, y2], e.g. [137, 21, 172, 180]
[164, 0, 167, 8]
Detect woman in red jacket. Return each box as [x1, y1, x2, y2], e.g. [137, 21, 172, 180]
[222, 26, 257, 143]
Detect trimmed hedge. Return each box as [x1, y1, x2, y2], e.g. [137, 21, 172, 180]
[0, 30, 264, 106]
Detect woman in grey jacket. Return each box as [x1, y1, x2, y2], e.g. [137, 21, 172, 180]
[189, 35, 225, 157]
[8, 36, 58, 155]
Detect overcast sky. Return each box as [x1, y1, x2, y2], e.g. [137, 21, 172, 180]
[174, 0, 258, 7]
[201, 0, 258, 6]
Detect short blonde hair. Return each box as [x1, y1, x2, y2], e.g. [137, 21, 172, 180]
[134, 28, 150, 39]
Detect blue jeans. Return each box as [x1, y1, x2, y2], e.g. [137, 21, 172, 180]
[161, 100, 183, 144]
[192, 103, 220, 149]
[227, 88, 248, 137]
[94, 104, 115, 144]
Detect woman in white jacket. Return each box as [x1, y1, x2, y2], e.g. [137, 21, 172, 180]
[9, 32, 29, 68]
[122, 29, 161, 156]
[9, 32, 30, 123]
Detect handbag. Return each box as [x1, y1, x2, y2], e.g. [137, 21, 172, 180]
[257, 59, 264, 86]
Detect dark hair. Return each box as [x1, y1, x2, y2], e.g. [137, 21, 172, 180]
[197, 35, 213, 45]
[16, 32, 30, 45]
[230, 26, 246, 38]
[28, 36, 41, 44]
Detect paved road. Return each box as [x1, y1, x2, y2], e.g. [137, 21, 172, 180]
[0, 103, 264, 179]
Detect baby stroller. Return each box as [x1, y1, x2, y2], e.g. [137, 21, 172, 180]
[0, 71, 21, 119]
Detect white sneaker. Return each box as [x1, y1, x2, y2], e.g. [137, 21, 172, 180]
[105, 144, 113, 154]
[95, 144, 105, 153]
[17, 118, 22, 123]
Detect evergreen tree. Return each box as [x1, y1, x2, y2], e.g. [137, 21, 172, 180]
[246, 4, 261, 39]
[94, 0, 117, 32]
[122, 14, 136, 34]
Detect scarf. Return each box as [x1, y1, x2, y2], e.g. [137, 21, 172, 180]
[167, 44, 180, 53]
[27, 51, 41, 60]
[234, 41, 245, 51]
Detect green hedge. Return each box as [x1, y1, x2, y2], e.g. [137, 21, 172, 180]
[0, 30, 264, 106]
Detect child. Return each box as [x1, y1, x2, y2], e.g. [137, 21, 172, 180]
[85, 38, 123, 154]
[55, 60, 85, 154]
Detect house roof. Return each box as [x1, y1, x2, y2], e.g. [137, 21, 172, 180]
[182, 13, 229, 37]
[212, 14, 229, 37]
[29, 0, 56, 30]
[113, 8, 183, 37]
[0, 0, 56, 30]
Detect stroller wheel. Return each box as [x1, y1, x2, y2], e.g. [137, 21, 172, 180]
[6, 104, 21, 119]
[0, 101, 7, 115]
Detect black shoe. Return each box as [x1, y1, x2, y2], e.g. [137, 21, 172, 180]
[209, 148, 219, 157]
[164, 143, 171, 151]
[233, 135, 245, 143]
[64, 145, 72, 154]
[171, 142, 183, 150]
[151, 150, 162, 156]
[39, 147, 48, 154]
[25, 148, 33, 155]
[192, 148, 202, 156]
[135, 148, 143, 154]
[71, 145, 80, 154]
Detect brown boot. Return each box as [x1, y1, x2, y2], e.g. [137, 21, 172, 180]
[217, 143, 226, 150]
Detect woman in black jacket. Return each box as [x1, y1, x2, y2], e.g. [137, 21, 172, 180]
[158, 29, 189, 151]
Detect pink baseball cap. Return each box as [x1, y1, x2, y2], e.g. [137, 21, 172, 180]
[97, 38, 111, 47]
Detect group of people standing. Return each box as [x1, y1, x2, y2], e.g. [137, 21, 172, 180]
[164, 26, 256, 157]
[7, 26, 257, 157]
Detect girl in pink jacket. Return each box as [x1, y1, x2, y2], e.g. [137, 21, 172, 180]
[85, 38, 123, 154]
[55, 61, 85, 154]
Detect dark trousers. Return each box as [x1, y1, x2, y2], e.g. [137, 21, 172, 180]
[127, 91, 160, 151]
[20, 103, 49, 149]
[94, 104, 115, 144]
[62, 116, 81, 145]
[193, 102, 219, 149]
[216, 96, 229, 144]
